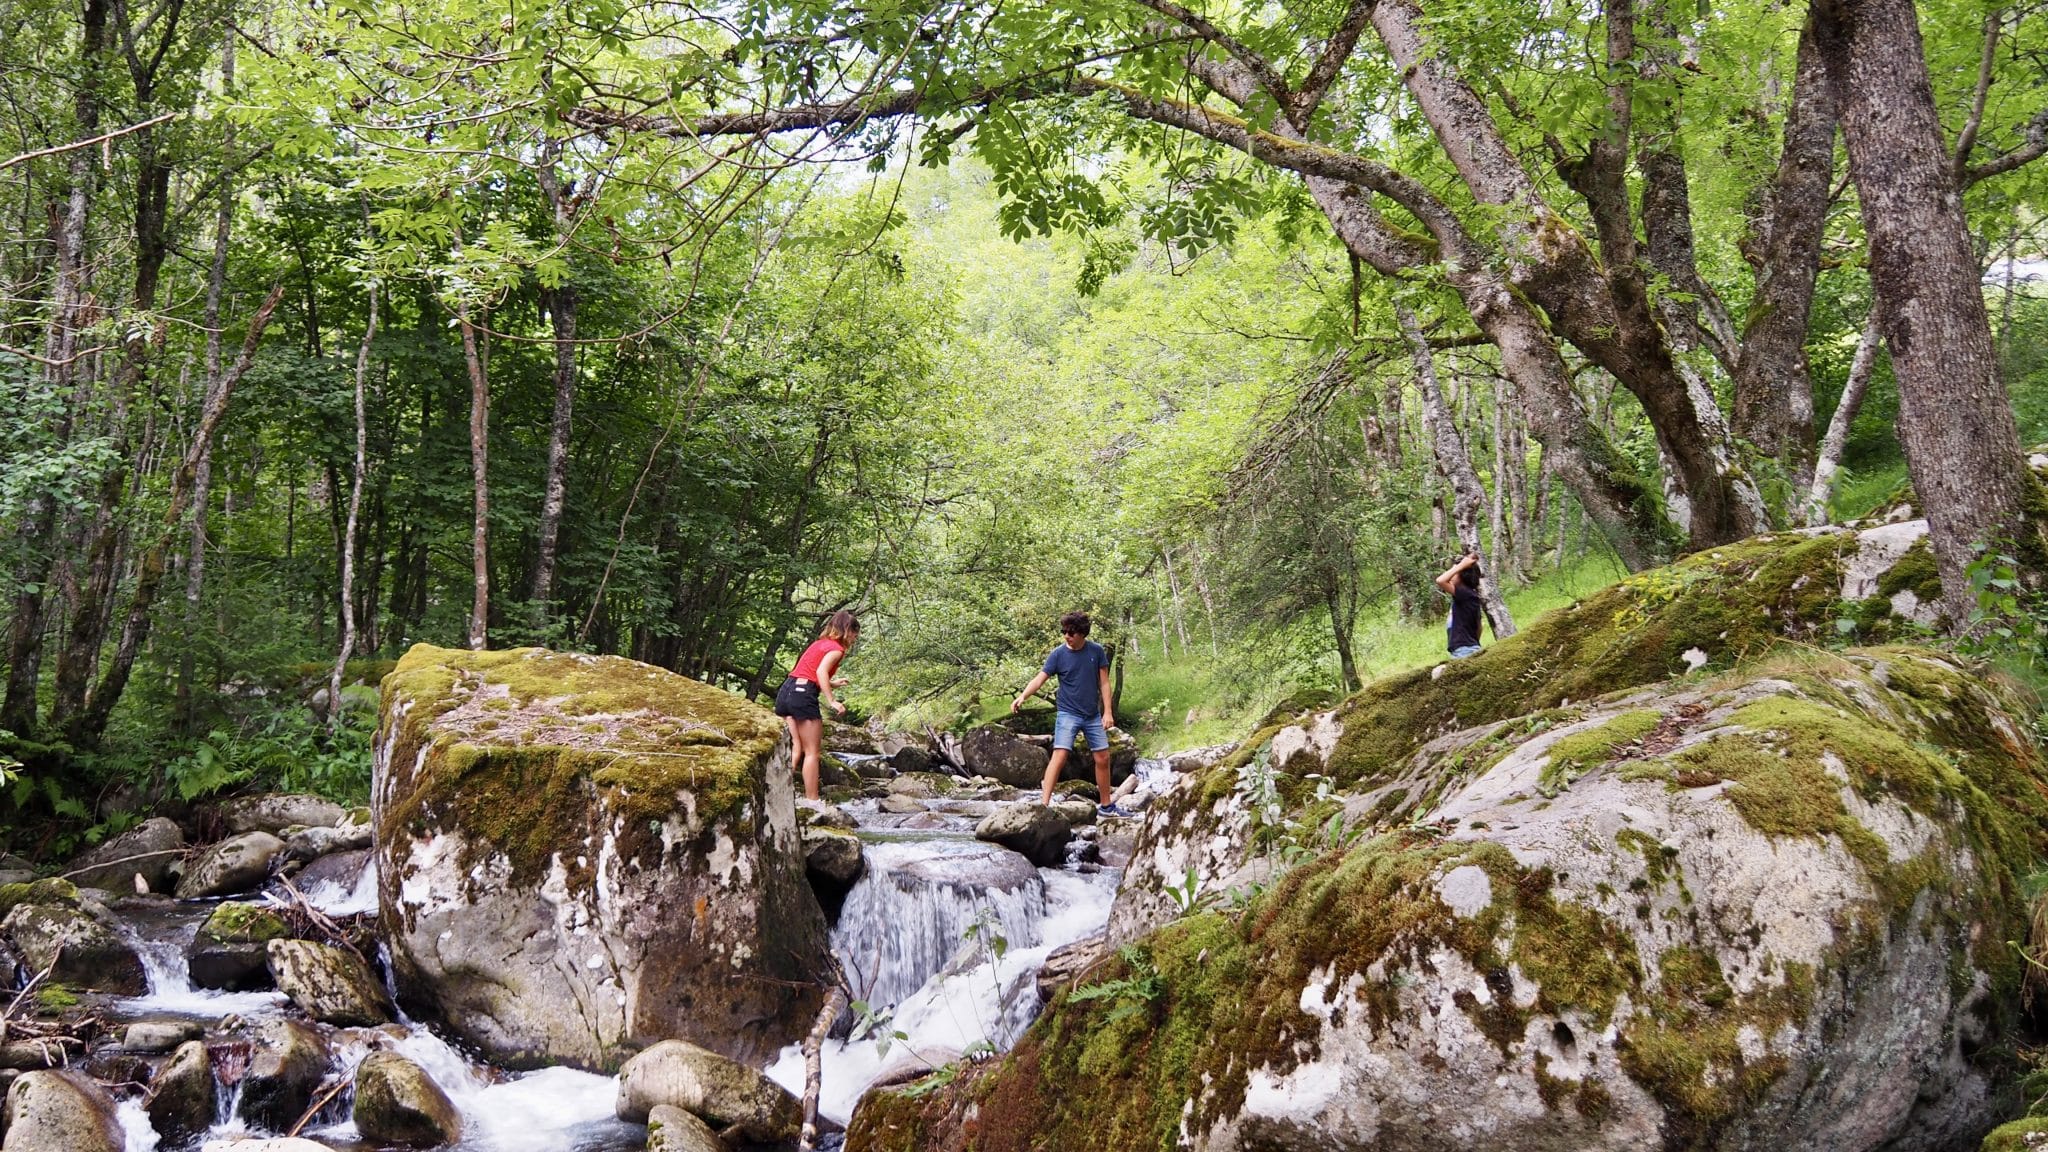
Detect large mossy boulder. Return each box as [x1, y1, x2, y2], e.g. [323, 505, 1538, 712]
[65, 816, 184, 893]
[175, 831, 284, 899]
[374, 644, 830, 1071]
[2, 1070, 121, 1152]
[849, 529, 2047, 1152]
[961, 725, 1049, 788]
[615, 1039, 802, 1142]
[0, 892, 143, 995]
[1110, 522, 1950, 943]
[351, 1051, 462, 1148]
[267, 939, 393, 1026]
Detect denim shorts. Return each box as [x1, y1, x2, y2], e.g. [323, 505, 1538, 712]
[1450, 645, 1483, 660]
[1053, 711, 1109, 751]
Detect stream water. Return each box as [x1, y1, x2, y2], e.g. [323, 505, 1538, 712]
[89, 762, 1165, 1149]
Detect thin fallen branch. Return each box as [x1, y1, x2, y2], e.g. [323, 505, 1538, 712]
[286, 1069, 355, 1136]
[0, 112, 177, 172]
[55, 847, 188, 881]
[798, 984, 849, 1152]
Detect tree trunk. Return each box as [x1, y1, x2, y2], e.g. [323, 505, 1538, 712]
[1326, 578, 1360, 694]
[458, 304, 491, 650]
[177, 99, 236, 736]
[1732, 17, 1835, 487]
[1813, 0, 2034, 616]
[1802, 309, 1883, 526]
[329, 285, 376, 733]
[1399, 303, 1516, 639]
[1162, 546, 1190, 651]
[530, 285, 577, 605]
[69, 284, 285, 747]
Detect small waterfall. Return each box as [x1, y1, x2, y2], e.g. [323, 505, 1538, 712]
[830, 838, 1049, 1011]
[115, 1097, 160, 1152]
[300, 858, 379, 917]
[111, 904, 284, 1017]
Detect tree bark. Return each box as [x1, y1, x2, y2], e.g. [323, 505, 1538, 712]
[1732, 18, 1836, 485]
[1812, 0, 2034, 617]
[328, 284, 376, 734]
[530, 283, 577, 604]
[458, 303, 491, 650]
[1399, 303, 1516, 639]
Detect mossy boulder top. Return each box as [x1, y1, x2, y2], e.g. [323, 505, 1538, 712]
[374, 644, 829, 1073]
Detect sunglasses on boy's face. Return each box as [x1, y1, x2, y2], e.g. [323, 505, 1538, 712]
[1061, 629, 1082, 636]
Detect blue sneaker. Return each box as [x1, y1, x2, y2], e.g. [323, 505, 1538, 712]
[1097, 803, 1134, 819]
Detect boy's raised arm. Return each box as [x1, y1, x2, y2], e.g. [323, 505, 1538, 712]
[1013, 670, 1050, 713]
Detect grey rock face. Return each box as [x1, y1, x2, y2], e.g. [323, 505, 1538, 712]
[219, 793, 348, 835]
[614, 1039, 801, 1142]
[801, 827, 864, 885]
[267, 939, 393, 1027]
[960, 726, 1049, 788]
[2, 1070, 122, 1152]
[64, 817, 184, 893]
[237, 1019, 329, 1131]
[1036, 934, 1112, 1004]
[294, 846, 370, 892]
[887, 746, 933, 775]
[0, 901, 143, 994]
[973, 804, 1070, 868]
[121, 1019, 202, 1054]
[175, 831, 284, 899]
[144, 1040, 214, 1142]
[645, 1103, 725, 1152]
[281, 821, 373, 865]
[351, 1050, 462, 1148]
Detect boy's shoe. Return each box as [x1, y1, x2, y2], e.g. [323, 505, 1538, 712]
[1097, 803, 1134, 819]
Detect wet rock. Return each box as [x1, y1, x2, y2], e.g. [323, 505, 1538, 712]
[960, 726, 1048, 788]
[645, 1103, 724, 1152]
[267, 939, 393, 1027]
[0, 902, 144, 995]
[886, 746, 933, 775]
[237, 1019, 329, 1130]
[0, 1043, 77, 1072]
[824, 721, 880, 756]
[0, 880, 77, 921]
[1047, 800, 1097, 826]
[872, 1046, 962, 1089]
[973, 805, 1070, 868]
[186, 901, 288, 991]
[897, 812, 950, 830]
[801, 828, 864, 885]
[376, 645, 828, 1071]
[879, 794, 926, 814]
[218, 794, 348, 836]
[122, 1019, 203, 1054]
[65, 817, 185, 893]
[280, 821, 373, 865]
[1036, 935, 1112, 1003]
[886, 775, 938, 798]
[144, 1040, 214, 1141]
[295, 847, 370, 894]
[2, 1069, 121, 1152]
[352, 1051, 462, 1148]
[795, 799, 856, 830]
[614, 1039, 801, 1142]
[196, 1140, 332, 1150]
[1165, 743, 1234, 774]
[175, 831, 284, 899]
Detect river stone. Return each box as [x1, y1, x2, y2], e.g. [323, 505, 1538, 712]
[64, 817, 185, 893]
[973, 805, 1069, 868]
[237, 1019, 328, 1130]
[122, 1019, 203, 1054]
[824, 721, 879, 756]
[796, 799, 856, 830]
[879, 794, 926, 814]
[374, 645, 829, 1072]
[352, 1050, 462, 1147]
[884, 641, 2045, 1150]
[1165, 743, 1235, 774]
[176, 831, 284, 899]
[960, 726, 1049, 788]
[145, 1040, 215, 1141]
[295, 846, 370, 892]
[2, 1069, 121, 1152]
[198, 1141, 333, 1150]
[186, 901, 287, 991]
[887, 746, 933, 775]
[267, 939, 393, 1026]
[281, 820, 373, 865]
[802, 827, 864, 884]
[645, 1103, 724, 1152]
[1036, 934, 1113, 1003]
[614, 1039, 801, 1141]
[1048, 799, 1097, 826]
[219, 794, 348, 835]
[0, 901, 143, 994]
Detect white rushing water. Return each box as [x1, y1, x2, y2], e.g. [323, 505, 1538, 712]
[300, 857, 380, 917]
[113, 907, 287, 1018]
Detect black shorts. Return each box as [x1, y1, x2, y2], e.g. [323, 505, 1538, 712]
[774, 677, 822, 721]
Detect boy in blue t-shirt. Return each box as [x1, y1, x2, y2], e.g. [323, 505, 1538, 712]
[1012, 611, 1129, 816]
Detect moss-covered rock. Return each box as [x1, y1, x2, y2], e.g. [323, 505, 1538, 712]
[374, 644, 830, 1072]
[0, 900, 143, 995]
[186, 901, 286, 991]
[863, 645, 2045, 1152]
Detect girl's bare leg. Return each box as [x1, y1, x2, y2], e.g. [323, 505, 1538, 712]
[796, 718, 824, 800]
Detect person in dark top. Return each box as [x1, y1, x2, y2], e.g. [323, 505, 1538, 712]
[1012, 611, 1128, 816]
[1435, 552, 1486, 659]
[774, 611, 859, 800]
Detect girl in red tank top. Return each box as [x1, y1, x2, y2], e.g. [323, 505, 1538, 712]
[773, 611, 859, 800]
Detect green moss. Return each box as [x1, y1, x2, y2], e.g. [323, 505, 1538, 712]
[1539, 710, 1663, 794]
[377, 644, 784, 886]
[1617, 952, 1812, 1138]
[1509, 875, 1642, 1027]
[200, 901, 287, 944]
[1983, 1116, 2048, 1151]
[0, 879, 77, 919]
[1255, 687, 1338, 731]
[32, 984, 78, 1013]
[1316, 531, 1853, 794]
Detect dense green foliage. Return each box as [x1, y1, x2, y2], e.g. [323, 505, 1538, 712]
[0, 0, 2045, 850]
